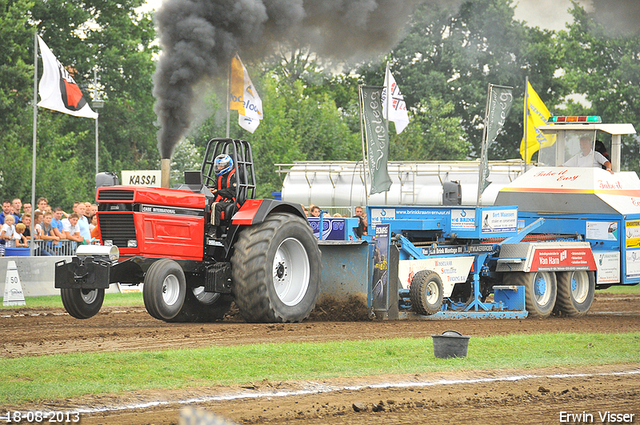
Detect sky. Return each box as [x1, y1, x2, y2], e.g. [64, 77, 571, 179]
[141, 0, 586, 32]
[513, 0, 589, 31]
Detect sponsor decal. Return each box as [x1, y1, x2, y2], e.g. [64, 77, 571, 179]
[481, 208, 517, 233]
[451, 209, 476, 229]
[398, 256, 474, 296]
[593, 251, 620, 284]
[530, 247, 596, 271]
[140, 204, 204, 217]
[626, 249, 640, 279]
[625, 220, 640, 249]
[586, 221, 618, 241]
[308, 218, 347, 240]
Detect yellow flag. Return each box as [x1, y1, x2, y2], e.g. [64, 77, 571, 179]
[520, 82, 555, 163]
[229, 54, 263, 132]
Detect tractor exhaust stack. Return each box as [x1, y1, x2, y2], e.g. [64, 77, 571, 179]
[161, 158, 171, 188]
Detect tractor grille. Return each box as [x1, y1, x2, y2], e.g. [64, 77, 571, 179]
[98, 189, 135, 201]
[99, 213, 136, 247]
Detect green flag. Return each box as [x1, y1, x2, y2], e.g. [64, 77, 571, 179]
[478, 84, 513, 202]
[361, 86, 392, 195]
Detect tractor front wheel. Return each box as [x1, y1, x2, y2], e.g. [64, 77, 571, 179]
[143, 259, 186, 321]
[231, 213, 321, 323]
[60, 288, 104, 319]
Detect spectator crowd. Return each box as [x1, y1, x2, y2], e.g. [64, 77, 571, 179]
[0, 197, 99, 256]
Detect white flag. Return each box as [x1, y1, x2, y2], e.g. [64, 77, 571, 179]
[37, 35, 98, 119]
[230, 54, 263, 133]
[239, 115, 260, 133]
[382, 65, 409, 134]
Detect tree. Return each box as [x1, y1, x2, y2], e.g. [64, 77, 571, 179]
[0, 0, 36, 199]
[369, 0, 566, 161]
[558, 4, 640, 171]
[0, 0, 158, 208]
[390, 97, 470, 161]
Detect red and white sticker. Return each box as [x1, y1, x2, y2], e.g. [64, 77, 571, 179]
[530, 247, 596, 271]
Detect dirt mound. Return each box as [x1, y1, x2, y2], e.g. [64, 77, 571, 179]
[309, 293, 371, 321]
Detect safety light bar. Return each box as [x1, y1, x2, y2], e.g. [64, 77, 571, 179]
[547, 116, 602, 123]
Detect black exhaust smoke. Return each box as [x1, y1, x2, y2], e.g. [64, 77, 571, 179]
[152, 0, 453, 159]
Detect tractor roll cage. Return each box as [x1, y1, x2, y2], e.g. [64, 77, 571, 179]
[202, 138, 256, 205]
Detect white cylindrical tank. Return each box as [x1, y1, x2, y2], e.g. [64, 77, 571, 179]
[279, 160, 524, 207]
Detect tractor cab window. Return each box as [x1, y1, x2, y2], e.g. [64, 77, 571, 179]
[538, 129, 604, 167]
[562, 132, 597, 167]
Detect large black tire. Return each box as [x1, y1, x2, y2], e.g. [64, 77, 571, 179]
[168, 287, 233, 323]
[231, 213, 321, 323]
[143, 259, 187, 321]
[60, 288, 105, 319]
[554, 270, 595, 317]
[504, 271, 557, 318]
[409, 270, 443, 315]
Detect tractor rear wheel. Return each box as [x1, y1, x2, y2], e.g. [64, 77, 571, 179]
[504, 271, 557, 318]
[231, 213, 321, 323]
[409, 270, 443, 315]
[60, 288, 104, 319]
[143, 259, 186, 321]
[554, 270, 595, 316]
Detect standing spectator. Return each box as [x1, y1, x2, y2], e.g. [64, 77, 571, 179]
[0, 199, 20, 225]
[63, 213, 85, 245]
[1, 215, 17, 248]
[35, 197, 48, 214]
[22, 202, 32, 220]
[354, 205, 368, 238]
[89, 214, 97, 232]
[51, 207, 66, 239]
[21, 213, 32, 240]
[12, 198, 22, 218]
[33, 211, 44, 239]
[14, 223, 28, 247]
[40, 212, 61, 254]
[309, 205, 321, 217]
[75, 202, 92, 243]
[84, 202, 93, 220]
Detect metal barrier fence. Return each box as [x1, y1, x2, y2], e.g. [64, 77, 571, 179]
[30, 240, 77, 256]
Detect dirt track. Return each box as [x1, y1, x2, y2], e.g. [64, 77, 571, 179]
[2, 292, 639, 424]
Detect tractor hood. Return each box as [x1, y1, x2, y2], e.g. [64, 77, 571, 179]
[494, 166, 640, 215]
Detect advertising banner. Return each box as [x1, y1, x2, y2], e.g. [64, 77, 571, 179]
[361, 86, 392, 194]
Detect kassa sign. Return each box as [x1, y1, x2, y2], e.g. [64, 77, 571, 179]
[121, 170, 162, 187]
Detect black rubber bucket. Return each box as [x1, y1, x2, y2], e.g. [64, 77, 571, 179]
[431, 330, 470, 359]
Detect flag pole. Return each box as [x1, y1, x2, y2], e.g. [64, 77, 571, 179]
[476, 83, 492, 206]
[31, 32, 38, 256]
[384, 62, 391, 206]
[358, 85, 369, 207]
[522, 76, 530, 172]
[94, 68, 99, 175]
[226, 54, 232, 138]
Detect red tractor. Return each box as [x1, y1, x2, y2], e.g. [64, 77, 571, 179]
[55, 139, 322, 323]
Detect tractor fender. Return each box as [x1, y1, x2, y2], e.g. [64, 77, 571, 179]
[232, 199, 306, 226]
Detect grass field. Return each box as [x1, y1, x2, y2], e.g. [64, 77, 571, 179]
[1, 332, 639, 405]
[1, 285, 639, 406]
